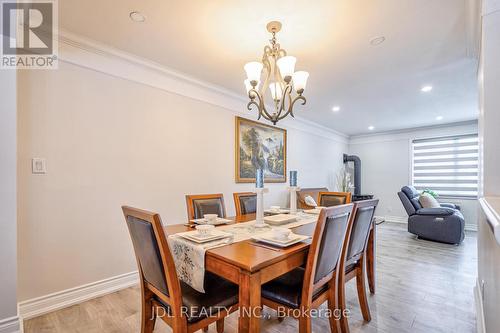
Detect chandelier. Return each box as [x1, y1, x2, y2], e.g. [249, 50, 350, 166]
[243, 21, 309, 125]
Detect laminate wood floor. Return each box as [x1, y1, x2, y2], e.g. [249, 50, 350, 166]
[24, 223, 477, 333]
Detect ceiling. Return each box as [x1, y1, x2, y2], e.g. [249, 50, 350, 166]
[59, 0, 479, 136]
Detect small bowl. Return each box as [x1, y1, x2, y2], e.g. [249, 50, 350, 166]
[272, 227, 291, 240]
[196, 224, 215, 236]
[203, 214, 218, 222]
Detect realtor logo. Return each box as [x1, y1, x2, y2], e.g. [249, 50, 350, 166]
[1, 0, 58, 69]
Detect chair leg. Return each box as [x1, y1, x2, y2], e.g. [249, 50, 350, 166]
[338, 271, 350, 333]
[356, 257, 371, 322]
[141, 298, 155, 333]
[202, 326, 209, 332]
[216, 319, 224, 333]
[327, 292, 340, 333]
[298, 316, 312, 333]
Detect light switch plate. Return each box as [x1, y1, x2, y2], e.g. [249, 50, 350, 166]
[32, 158, 46, 174]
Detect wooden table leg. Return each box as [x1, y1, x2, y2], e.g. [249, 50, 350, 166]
[238, 270, 261, 333]
[367, 223, 376, 294]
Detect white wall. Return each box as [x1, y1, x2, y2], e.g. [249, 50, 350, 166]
[349, 122, 479, 229]
[0, 70, 20, 331]
[477, 2, 500, 332]
[17, 59, 348, 302]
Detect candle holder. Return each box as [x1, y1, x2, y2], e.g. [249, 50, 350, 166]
[254, 187, 269, 227]
[288, 186, 301, 214]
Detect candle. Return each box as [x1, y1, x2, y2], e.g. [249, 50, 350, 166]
[290, 170, 297, 187]
[256, 169, 264, 188]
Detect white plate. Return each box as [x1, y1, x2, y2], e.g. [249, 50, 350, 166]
[177, 229, 233, 243]
[190, 217, 233, 225]
[252, 232, 309, 248]
[264, 208, 290, 214]
[263, 214, 297, 225]
[303, 207, 325, 215]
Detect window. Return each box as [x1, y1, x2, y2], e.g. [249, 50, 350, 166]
[411, 134, 479, 198]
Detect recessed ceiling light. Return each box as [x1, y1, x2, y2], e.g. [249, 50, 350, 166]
[332, 106, 340, 112]
[129, 11, 146, 22]
[368, 125, 375, 131]
[436, 116, 443, 121]
[421, 85, 433, 92]
[370, 36, 386, 46]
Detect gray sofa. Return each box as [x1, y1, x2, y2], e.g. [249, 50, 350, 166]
[397, 186, 465, 244]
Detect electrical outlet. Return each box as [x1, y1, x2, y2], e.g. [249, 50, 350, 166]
[32, 158, 46, 174]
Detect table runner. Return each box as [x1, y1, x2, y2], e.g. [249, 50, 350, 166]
[167, 212, 318, 293]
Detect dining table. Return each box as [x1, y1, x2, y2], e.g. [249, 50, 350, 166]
[163, 213, 376, 333]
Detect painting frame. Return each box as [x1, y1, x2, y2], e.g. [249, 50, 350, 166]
[235, 116, 287, 183]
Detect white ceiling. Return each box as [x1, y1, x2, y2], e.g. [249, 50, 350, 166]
[59, 0, 479, 136]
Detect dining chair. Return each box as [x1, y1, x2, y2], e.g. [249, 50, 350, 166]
[318, 192, 352, 207]
[185, 193, 226, 220]
[337, 199, 379, 333]
[261, 203, 355, 333]
[233, 192, 257, 215]
[122, 206, 239, 333]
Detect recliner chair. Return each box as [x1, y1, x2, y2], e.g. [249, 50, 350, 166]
[397, 186, 465, 244]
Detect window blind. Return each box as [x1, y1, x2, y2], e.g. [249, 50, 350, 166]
[412, 134, 479, 197]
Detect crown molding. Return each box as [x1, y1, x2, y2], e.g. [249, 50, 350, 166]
[349, 120, 478, 144]
[56, 30, 348, 144]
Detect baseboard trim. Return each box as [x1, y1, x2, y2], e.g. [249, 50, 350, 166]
[377, 215, 407, 224]
[474, 278, 486, 333]
[0, 316, 21, 333]
[18, 271, 138, 320]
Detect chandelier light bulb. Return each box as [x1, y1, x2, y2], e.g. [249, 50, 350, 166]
[292, 71, 309, 93]
[269, 82, 283, 101]
[244, 62, 263, 84]
[276, 56, 296, 81]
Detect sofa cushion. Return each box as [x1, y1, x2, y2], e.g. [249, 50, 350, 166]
[401, 186, 422, 210]
[419, 193, 441, 208]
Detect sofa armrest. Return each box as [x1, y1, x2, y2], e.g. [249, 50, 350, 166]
[440, 202, 461, 210]
[416, 207, 456, 216]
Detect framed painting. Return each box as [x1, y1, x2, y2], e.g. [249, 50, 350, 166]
[235, 116, 287, 183]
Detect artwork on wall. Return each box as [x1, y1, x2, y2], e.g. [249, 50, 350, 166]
[235, 116, 287, 183]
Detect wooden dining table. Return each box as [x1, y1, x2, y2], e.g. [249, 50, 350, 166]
[163, 213, 376, 333]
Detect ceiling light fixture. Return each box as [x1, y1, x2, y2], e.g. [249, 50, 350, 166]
[421, 85, 433, 92]
[129, 11, 146, 22]
[243, 21, 309, 125]
[436, 116, 443, 121]
[368, 126, 375, 131]
[370, 36, 386, 46]
[332, 106, 340, 112]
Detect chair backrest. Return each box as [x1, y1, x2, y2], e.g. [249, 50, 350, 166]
[346, 199, 379, 262]
[318, 191, 352, 207]
[186, 194, 226, 220]
[401, 186, 422, 211]
[121, 206, 182, 309]
[297, 187, 328, 209]
[233, 192, 257, 215]
[398, 191, 416, 216]
[300, 204, 354, 305]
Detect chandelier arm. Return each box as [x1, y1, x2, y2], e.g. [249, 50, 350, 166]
[278, 84, 292, 118]
[277, 95, 306, 121]
[247, 90, 273, 121]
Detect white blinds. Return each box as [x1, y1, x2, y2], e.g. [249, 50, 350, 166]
[412, 134, 479, 197]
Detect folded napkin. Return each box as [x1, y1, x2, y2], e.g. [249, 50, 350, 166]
[167, 234, 233, 293]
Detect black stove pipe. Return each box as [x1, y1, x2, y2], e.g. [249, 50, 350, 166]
[343, 154, 361, 196]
